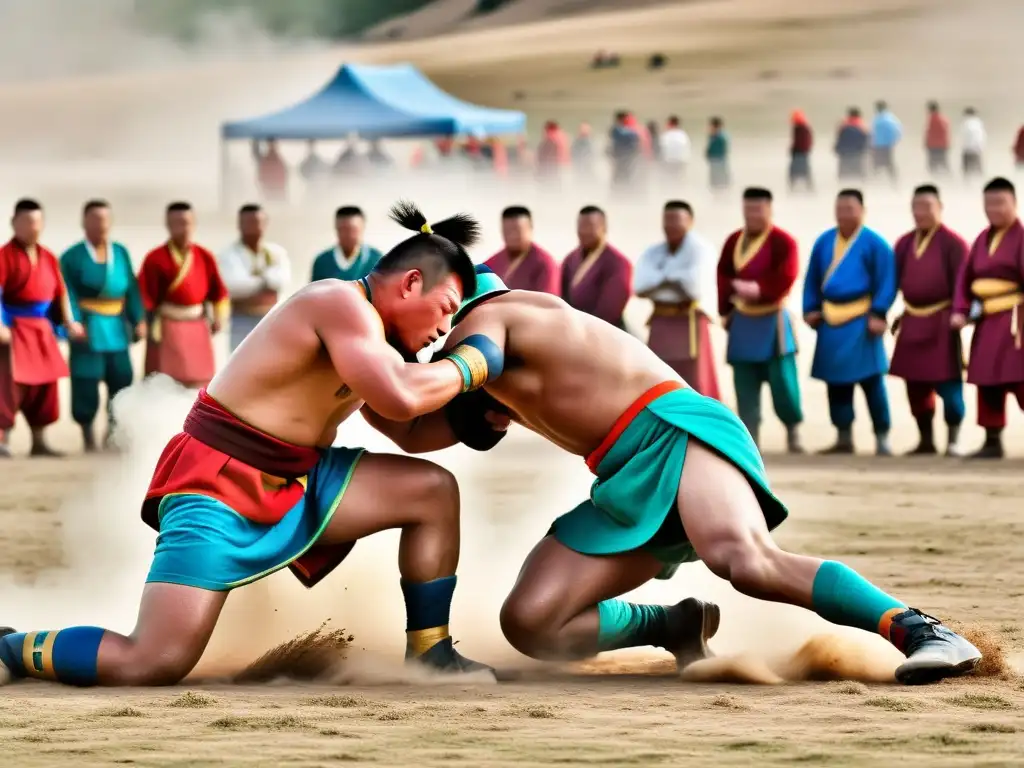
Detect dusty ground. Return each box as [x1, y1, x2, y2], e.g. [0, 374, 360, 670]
[2, 1, 1024, 766]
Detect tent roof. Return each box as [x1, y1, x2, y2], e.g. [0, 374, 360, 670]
[221, 63, 526, 140]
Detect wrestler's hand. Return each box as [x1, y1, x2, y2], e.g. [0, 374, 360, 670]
[804, 311, 823, 328]
[67, 322, 86, 341]
[444, 334, 505, 392]
[868, 315, 887, 335]
[0, 324, 10, 344]
[133, 322, 147, 343]
[486, 410, 512, 431]
[210, 318, 222, 335]
[950, 312, 968, 330]
[721, 312, 733, 330]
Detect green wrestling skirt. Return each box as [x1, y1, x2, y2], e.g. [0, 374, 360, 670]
[550, 381, 788, 579]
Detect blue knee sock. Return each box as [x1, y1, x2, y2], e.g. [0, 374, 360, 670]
[811, 561, 906, 641]
[401, 576, 456, 655]
[596, 600, 668, 652]
[0, 627, 105, 686]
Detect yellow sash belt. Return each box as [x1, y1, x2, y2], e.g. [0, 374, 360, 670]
[151, 303, 205, 344]
[822, 296, 871, 325]
[651, 301, 700, 358]
[78, 297, 125, 316]
[903, 299, 951, 317]
[972, 278, 1023, 349]
[732, 298, 784, 317]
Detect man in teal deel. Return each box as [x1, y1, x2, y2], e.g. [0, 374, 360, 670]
[60, 200, 145, 451]
[310, 206, 383, 282]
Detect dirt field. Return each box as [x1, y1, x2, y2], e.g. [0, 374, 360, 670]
[2, 0, 1024, 765]
[2, 444, 1023, 767]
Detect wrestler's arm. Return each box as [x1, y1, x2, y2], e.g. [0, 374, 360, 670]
[313, 287, 464, 421]
[360, 406, 461, 453]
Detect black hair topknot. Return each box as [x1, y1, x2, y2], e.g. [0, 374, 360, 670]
[388, 200, 481, 250]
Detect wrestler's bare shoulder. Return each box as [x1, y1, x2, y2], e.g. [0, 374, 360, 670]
[206, 280, 373, 446]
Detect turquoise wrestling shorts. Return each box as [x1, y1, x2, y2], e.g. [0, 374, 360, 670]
[146, 446, 365, 591]
[550, 382, 788, 579]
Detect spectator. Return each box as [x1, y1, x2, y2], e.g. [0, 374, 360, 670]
[252, 138, 287, 201]
[960, 107, 986, 179]
[608, 110, 641, 189]
[789, 109, 814, 192]
[571, 123, 596, 179]
[925, 101, 950, 175]
[871, 100, 902, 182]
[659, 115, 691, 185]
[835, 107, 869, 180]
[706, 116, 730, 190]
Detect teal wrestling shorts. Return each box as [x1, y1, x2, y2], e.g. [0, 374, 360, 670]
[550, 381, 788, 579]
[141, 389, 365, 591]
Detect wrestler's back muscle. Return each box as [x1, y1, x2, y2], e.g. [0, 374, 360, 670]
[453, 291, 680, 455]
[207, 282, 364, 447]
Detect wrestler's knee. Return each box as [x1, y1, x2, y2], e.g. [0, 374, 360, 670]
[700, 530, 780, 591]
[113, 641, 199, 686]
[409, 462, 460, 521]
[499, 592, 562, 659]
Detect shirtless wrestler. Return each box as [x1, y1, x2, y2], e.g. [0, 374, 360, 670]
[366, 265, 982, 685]
[0, 203, 505, 686]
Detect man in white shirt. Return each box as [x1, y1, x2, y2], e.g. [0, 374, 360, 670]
[960, 107, 986, 179]
[216, 203, 290, 351]
[658, 116, 691, 187]
[633, 200, 720, 398]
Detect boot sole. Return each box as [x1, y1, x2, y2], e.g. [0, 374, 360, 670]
[895, 655, 981, 685]
[671, 598, 721, 670]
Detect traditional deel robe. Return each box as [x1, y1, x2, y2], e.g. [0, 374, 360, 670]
[217, 239, 290, 351]
[310, 244, 382, 283]
[804, 226, 897, 384]
[954, 220, 1024, 388]
[717, 226, 801, 427]
[60, 240, 143, 427]
[483, 243, 560, 295]
[804, 226, 897, 432]
[138, 242, 229, 388]
[0, 239, 69, 430]
[891, 225, 968, 427]
[560, 242, 632, 330]
[891, 225, 967, 383]
[634, 232, 720, 399]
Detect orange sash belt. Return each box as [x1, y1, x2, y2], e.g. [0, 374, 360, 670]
[585, 381, 684, 474]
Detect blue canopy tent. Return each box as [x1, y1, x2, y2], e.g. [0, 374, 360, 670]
[219, 62, 526, 201]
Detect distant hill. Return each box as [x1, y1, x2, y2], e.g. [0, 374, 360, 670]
[362, 0, 675, 42]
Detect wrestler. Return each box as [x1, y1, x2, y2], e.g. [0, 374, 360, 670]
[0, 202, 504, 687]
[367, 266, 982, 685]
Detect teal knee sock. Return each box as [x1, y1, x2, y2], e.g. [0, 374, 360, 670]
[0, 627, 105, 686]
[596, 600, 669, 652]
[811, 561, 906, 639]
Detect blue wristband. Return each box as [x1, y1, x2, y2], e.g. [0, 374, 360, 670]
[445, 334, 504, 392]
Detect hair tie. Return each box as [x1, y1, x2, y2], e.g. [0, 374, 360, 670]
[420, 223, 433, 234]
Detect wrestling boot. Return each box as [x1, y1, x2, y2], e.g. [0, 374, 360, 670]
[945, 424, 965, 457]
[786, 425, 804, 454]
[407, 636, 495, 677]
[874, 431, 893, 457]
[905, 417, 937, 455]
[661, 597, 720, 670]
[0, 627, 16, 685]
[819, 427, 854, 455]
[890, 609, 981, 685]
[967, 429, 1004, 460]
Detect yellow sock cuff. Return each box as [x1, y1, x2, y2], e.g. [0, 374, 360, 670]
[406, 625, 450, 656]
